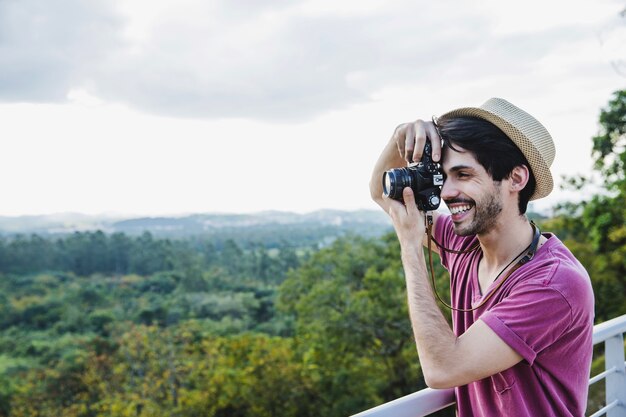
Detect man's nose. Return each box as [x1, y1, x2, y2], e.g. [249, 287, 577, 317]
[440, 179, 457, 201]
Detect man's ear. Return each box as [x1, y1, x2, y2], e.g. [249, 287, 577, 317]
[508, 165, 530, 193]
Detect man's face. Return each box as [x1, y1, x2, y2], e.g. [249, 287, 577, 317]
[441, 145, 503, 236]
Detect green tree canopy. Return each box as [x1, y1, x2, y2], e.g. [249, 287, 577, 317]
[545, 89, 626, 321]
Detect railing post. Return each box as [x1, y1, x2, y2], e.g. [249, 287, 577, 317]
[605, 333, 626, 417]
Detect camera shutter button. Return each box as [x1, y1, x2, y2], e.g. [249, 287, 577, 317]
[429, 195, 440, 207]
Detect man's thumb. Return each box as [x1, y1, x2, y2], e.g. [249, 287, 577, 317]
[403, 187, 417, 210]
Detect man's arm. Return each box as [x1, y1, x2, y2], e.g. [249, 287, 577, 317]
[370, 119, 443, 251]
[388, 188, 522, 389]
[369, 126, 410, 213]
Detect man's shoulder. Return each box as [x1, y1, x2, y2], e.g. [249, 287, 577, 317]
[537, 234, 590, 281]
[523, 234, 594, 313]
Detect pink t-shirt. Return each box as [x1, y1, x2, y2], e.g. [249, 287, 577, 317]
[434, 215, 594, 417]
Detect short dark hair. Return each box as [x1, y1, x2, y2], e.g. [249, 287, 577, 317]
[435, 116, 535, 214]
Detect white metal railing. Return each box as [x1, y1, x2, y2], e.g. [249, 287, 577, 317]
[352, 314, 626, 417]
[588, 315, 626, 417]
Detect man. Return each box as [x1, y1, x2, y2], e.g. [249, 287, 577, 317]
[369, 98, 594, 416]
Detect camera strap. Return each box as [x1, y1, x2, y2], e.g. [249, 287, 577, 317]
[425, 213, 541, 312]
[425, 213, 481, 254]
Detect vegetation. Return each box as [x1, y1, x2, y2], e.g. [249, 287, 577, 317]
[0, 231, 452, 417]
[543, 90, 626, 415]
[543, 89, 626, 323]
[0, 90, 623, 416]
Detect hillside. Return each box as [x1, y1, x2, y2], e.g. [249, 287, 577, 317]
[0, 209, 391, 238]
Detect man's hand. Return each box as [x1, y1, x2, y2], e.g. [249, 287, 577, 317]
[386, 187, 426, 249]
[370, 120, 442, 212]
[371, 119, 443, 252]
[393, 120, 442, 164]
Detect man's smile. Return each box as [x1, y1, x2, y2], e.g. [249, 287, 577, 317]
[445, 199, 475, 222]
[449, 204, 473, 215]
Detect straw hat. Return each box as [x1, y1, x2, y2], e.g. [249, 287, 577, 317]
[439, 98, 555, 201]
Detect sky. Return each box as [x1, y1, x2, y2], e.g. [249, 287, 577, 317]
[0, 0, 624, 217]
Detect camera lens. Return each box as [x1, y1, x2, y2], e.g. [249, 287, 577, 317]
[382, 168, 411, 200]
[384, 173, 393, 194]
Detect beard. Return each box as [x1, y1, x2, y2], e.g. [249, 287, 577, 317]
[454, 184, 503, 236]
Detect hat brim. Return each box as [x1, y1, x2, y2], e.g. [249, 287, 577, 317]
[438, 106, 553, 201]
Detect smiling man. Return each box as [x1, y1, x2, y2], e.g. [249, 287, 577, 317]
[369, 98, 594, 417]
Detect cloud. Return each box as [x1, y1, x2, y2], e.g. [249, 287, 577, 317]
[0, 0, 621, 120]
[0, 0, 125, 101]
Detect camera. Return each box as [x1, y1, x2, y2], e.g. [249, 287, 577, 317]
[382, 139, 444, 211]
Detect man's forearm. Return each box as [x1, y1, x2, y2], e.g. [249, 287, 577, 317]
[369, 137, 405, 205]
[400, 241, 458, 388]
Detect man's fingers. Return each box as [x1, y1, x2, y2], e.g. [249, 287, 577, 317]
[403, 187, 418, 213]
[394, 119, 442, 164]
[384, 189, 425, 237]
[382, 186, 417, 215]
[394, 123, 408, 158]
[425, 122, 442, 162]
[413, 121, 427, 163]
[404, 124, 415, 163]
[383, 193, 405, 220]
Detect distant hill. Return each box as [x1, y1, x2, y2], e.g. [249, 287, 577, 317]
[0, 208, 549, 242]
[0, 210, 393, 244]
[0, 213, 118, 235]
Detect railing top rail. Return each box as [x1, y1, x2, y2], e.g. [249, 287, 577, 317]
[592, 314, 626, 344]
[351, 388, 455, 417]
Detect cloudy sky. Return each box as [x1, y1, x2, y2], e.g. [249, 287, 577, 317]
[0, 0, 624, 216]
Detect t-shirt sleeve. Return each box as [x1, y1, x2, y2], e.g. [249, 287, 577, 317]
[480, 274, 573, 365]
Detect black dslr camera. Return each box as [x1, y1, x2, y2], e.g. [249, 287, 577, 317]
[382, 139, 444, 211]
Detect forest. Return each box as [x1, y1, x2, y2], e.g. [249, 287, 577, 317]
[0, 90, 624, 417]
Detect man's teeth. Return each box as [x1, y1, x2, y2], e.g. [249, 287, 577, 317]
[450, 205, 472, 215]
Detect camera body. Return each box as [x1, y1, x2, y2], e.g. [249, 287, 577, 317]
[382, 140, 444, 211]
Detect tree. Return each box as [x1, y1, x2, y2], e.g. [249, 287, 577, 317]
[592, 90, 626, 192]
[545, 89, 626, 322]
[278, 234, 454, 416]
